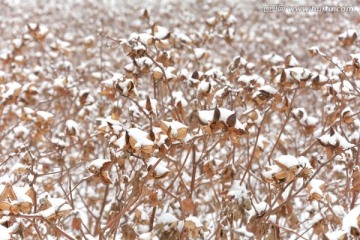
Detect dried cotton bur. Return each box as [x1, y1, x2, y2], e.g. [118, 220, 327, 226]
[261, 155, 313, 184]
[184, 216, 207, 239]
[38, 194, 72, 221]
[0, 184, 35, 214]
[224, 181, 251, 222]
[87, 159, 112, 184]
[1, 1, 360, 240]
[198, 107, 247, 143]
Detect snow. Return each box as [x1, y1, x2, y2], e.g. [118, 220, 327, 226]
[185, 216, 203, 228]
[332, 205, 346, 218]
[257, 85, 277, 94]
[338, 29, 358, 40]
[342, 206, 360, 234]
[13, 126, 30, 138]
[157, 213, 178, 225]
[325, 230, 346, 240]
[36, 111, 54, 122]
[134, 44, 146, 52]
[308, 179, 325, 196]
[2, 81, 21, 100]
[198, 109, 215, 124]
[160, 120, 188, 138]
[156, 134, 168, 147]
[83, 35, 95, 44]
[227, 180, 248, 203]
[252, 85, 277, 100]
[102, 73, 124, 87]
[139, 232, 159, 240]
[128, 128, 154, 148]
[148, 158, 170, 178]
[286, 55, 299, 67]
[306, 116, 319, 126]
[0, 225, 10, 240]
[198, 108, 245, 131]
[287, 67, 313, 82]
[262, 164, 282, 181]
[84, 234, 97, 240]
[262, 52, 284, 65]
[318, 129, 355, 150]
[129, 32, 153, 45]
[309, 212, 324, 226]
[118, 79, 136, 95]
[341, 106, 353, 118]
[164, 67, 176, 80]
[152, 66, 163, 78]
[350, 53, 360, 61]
[175, 32, 192, 43]
[114, 133, 126, 149]
[91, 72, 102, 80]
[297, 156, 312, 169]
[39, 195, 72, 220]
[87, 159, 111, 171]
[173, 91, 188, 107]
[54, 76, 67, 89]
[214, 87, 227, 98]
[27, 22, 38, 31]
[11, 163, 27, 174]
[308, 46, 326, 56]
[14, 55, 25, 62]
[194, 48, 206, 59]
[205, 16, 217, 25]
[249, 202, 268, 217]
[154, 26, 170, 40]
[234, 226, 254, 238]
[136, 57, 153, 67]
[66, 120, 79, 134]
[197, 81, 211, 93]
[273, 155, 299, 169]
[51, 137, 67, 148]
[238, 74, 264, 87]
[139, 98, 158, 115]
[205, 67, 222, 77]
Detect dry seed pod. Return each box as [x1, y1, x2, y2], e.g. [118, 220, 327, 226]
[285, 54, 300, 68]
[10, 202, 20, 215]
[205, 16, 218, 28]
[0, 201, 10, 211]
[19, 201, 32, 213]
[152, 67, 163, 80]
[0, 183, 16, 201]
[338, 29, 358, 46]
[36, 111, 54, 126]
[261, 165, 283, 183]
[38, 195, 72, 221]
[87, 159, 111, 175]
[273, 155, 299, 172]
[159, 120, 188, 140]
[226, 113, 236, 128]
[148, 158, 170, 179]
[197, 81, 211, 94]
[306, 179, 325, 201]
[184, 216, 205, 238]
[341, 107, 354, 124]
[127, 128, 155, 154]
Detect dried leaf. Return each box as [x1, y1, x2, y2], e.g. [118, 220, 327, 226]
[72, 217, 82, 230]
[181, 198, 195, 214]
